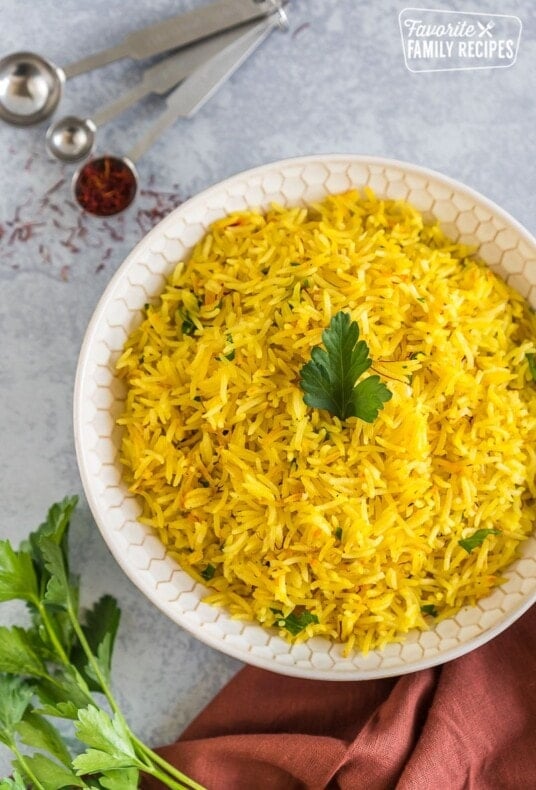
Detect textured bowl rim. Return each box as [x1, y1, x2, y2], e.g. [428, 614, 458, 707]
[74, 154, 536, 679]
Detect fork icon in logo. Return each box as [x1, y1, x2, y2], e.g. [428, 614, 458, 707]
[477, 20, 495, 38]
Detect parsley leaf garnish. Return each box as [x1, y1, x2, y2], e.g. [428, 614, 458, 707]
[0, 769, 27, 789]
[299, 311, 392, 422]
[458, 528, 501, 554]
[16, 710, 73, 767]
[0, 626, 48, 678]
[73, 706, 139, 775]
[0, 540, 39, 604]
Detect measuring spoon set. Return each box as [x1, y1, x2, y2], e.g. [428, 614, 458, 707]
[0, 0, 287, 214]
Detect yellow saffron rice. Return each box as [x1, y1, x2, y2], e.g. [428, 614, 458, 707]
[116, 189, 536, 653]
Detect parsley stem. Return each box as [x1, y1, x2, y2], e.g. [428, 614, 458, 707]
[65, 598, 204, 790]
[142, 764, 192, 790]
[34, 598, 70, 667]
[66, 601, 121, 717]
[34, 597, 94, 703]
[66, 603, 203, 789]
[134, 738, 206, 790]
[10, 741, 46, 790]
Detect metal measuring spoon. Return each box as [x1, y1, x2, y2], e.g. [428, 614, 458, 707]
[72, 10, 286, 217]
[45, 22, 260, 164]
[0, 0, 280, 126]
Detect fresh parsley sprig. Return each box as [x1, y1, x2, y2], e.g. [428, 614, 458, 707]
[0, 497, 204, 790]
[299, 311, 392, 422]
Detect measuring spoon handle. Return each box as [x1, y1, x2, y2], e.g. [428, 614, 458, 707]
[63, 0, 280, 79]
[91, 21, 261, 128]
[127, 12, 285, 165]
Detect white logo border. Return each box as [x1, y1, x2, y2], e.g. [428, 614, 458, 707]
[399, 7, 523, 74]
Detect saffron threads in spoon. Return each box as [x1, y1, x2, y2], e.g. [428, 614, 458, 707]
[74, 155, 137, 216]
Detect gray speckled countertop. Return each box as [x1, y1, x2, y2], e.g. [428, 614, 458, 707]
[1, 0, 535, 780]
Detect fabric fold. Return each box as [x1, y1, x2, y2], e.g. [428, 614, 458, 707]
[143, 605, 536, 790]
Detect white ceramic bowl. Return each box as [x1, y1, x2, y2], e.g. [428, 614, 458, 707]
[74, 155, 536, 679]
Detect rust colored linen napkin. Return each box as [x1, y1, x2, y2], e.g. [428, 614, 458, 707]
[143, 605, 536, 789]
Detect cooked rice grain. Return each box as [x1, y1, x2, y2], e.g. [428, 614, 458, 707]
[117, 190, 536, 653]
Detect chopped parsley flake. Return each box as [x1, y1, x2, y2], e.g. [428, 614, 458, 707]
[270, 608, 319, 636]
[526, 353, 536, 381]
[181, 315, 196, 335]
[421, 604, 438, 617]
[458, 529, 500, 554]
[201, 564, 215, 581]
